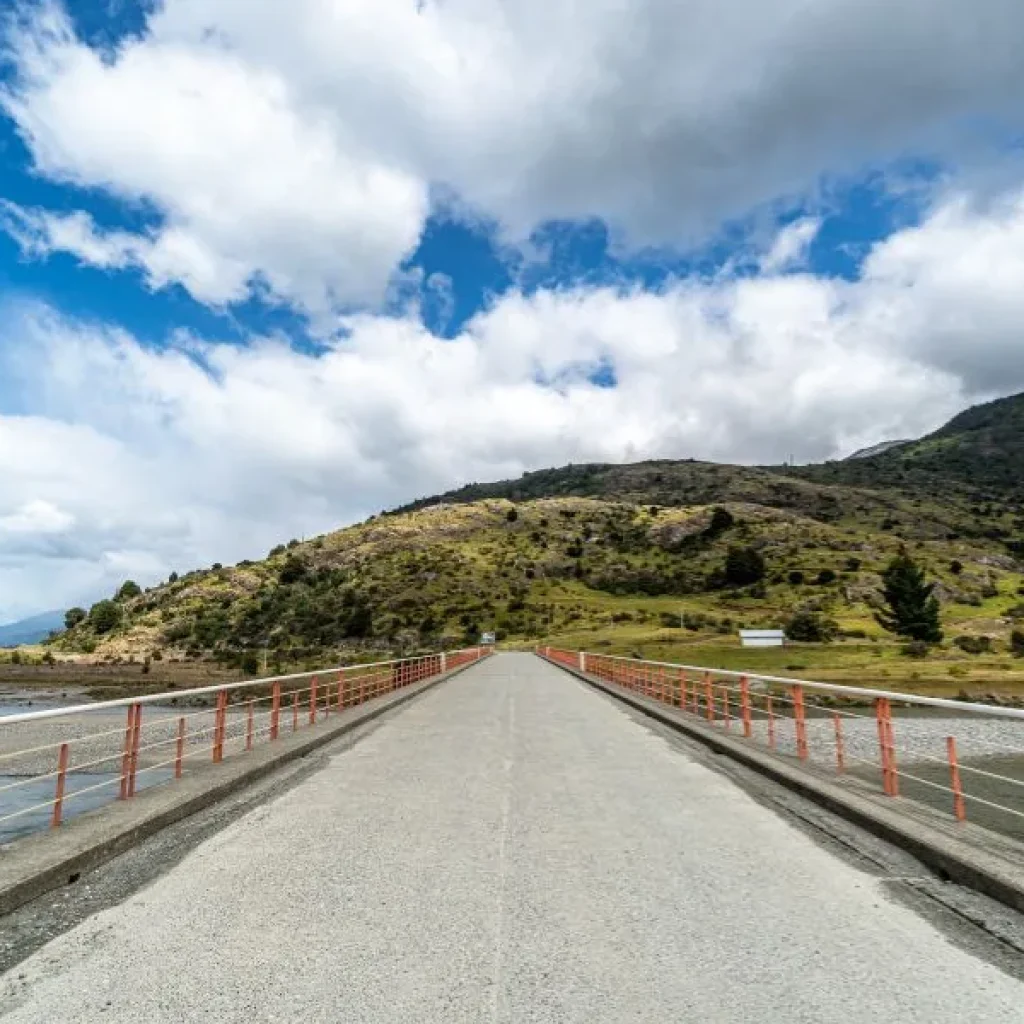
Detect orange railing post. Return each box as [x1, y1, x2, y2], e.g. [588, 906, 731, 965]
[766, 694, 776, 749]
[51, 742, 70, 828]
[128, 703, 142, 797]
[309, 675, 318, 726]
[884, 699, 899, 796]
[946, 736, 967, 822]
[740, 676, 752, 738]
[337, 669, 345, 709]
[704, 673, 714, 722]
[792, 685, 808, 760]
[832, 713, 845, 773]
[292, 690, 299, 732]
[119, 704, 134, 799]
[175, 717, 185, 778]
[213, 691, 227, 764]
[876, 698, 894, 795]
[722, 686, 731, 729]
[270, 681, 281, 740]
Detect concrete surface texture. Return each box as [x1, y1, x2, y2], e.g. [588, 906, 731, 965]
[1, 652, 1022, 1022]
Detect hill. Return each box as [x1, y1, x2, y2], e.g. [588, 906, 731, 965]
[41, 389, 1024, 673]
[782, 392, 1024, 505]
[0, 611, 64, 648]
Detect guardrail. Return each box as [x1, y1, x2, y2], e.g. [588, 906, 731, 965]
[0, 647, 490, 841]
[539, 647, 1024, 842]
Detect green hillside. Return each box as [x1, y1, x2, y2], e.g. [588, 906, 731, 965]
[43, 390, 1024, 691]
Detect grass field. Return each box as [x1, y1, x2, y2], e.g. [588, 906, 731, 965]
[531, 626, 1024, 701]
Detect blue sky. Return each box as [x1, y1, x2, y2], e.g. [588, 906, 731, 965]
[2, 0, 1024, 620]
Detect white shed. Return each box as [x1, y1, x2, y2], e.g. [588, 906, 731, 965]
[739, 629, 785, 648]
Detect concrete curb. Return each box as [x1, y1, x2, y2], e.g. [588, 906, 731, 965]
[541, 655, 1024, 915]
[0, 660, 481, 918]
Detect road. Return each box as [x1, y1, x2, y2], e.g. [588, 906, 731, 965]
[1, 652, 1022, 1021]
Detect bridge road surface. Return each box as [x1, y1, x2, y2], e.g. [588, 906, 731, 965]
[2, 653, 1022, 1022]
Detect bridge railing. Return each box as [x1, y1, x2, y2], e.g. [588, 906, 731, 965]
[0, 646, 490, 842]
[539, 647, 1024, 844]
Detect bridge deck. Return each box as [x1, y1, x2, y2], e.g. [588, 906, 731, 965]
[2, 652, 1021, 1021]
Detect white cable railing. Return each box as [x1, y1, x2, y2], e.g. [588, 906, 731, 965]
[0, 647, 491, 840]
[539, 647, 1024, 841]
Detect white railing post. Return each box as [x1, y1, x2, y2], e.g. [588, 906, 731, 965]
[579, 651, 587, 673]
[440, 652, 447, 673]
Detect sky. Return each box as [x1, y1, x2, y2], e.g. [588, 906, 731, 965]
[2, 0, 1024, 622]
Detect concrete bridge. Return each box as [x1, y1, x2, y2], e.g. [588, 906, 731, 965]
[1, 652, 1023, 1021]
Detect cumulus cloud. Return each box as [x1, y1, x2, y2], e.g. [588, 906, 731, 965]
[4, 0, 1024, 310]
[6, 178, 1024, 619]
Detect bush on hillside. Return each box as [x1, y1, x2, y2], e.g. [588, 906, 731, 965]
[785, 610, 838, 643]
[88, 599, 121, 634]
[953, 634, 991, 655]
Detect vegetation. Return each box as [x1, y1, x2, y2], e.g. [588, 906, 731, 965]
[39, 390, 1024, 699]
[875, 552, 943, 644]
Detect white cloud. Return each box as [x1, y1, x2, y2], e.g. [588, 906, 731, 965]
[4, 1, 1024, 310]
[760, 218, 822, 274]
[5, 177, 1024, 619]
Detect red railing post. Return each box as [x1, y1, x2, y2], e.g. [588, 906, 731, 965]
[740, 676, 752, 738]
[309, 675, 318, 726]
[832, 713, 845, 773]
[876, 698, 892, 795]
[946, 736, 967, 822]
[270, 681, 281, 740]
[175, 717, 185, 778]
[704, 673, 714, 722]
[292, 690, 299, 732]
[722, 686, 730, 729]
[213, 691, 227, 764]
[884, 699, 899, 796]
[678, 670, 686, 709]
[766, 694, 776, 749]
[792, 685, 808, 760]
[128, 703, 142, 796]
[119, 704, 134, 799]
[51, 742, 70, 828]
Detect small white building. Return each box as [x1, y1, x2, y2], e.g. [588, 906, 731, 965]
[739, 629, 785, 648]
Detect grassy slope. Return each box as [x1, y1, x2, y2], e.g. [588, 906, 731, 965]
[32, 492, 1024, 697]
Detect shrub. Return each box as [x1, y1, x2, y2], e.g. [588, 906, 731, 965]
[658, 611, 681, 628]
[949, 560, 964, 576]
[88, 599, 122, 634]
[706, 507, 735, 537]
[953, 635, 991, 655]
[724, 546, 766, 586]
[168, 571, 179, 583]
[815, 569, 837, 586]
[844, 558, 862, 572]
[506, 507, 518, 523]
[116, 580, 142, 601]
[788, 571, 805, 585]
[64, 607, 86, 629]
[9, 650, 21, 665]
[1006, 604, 1024, 620]
[901, 640, 930, 658]
[785, 611, 838, 643]
[1011, 630, 1024, 657]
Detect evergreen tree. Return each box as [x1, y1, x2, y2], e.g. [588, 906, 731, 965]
[875, 551, 943, 643]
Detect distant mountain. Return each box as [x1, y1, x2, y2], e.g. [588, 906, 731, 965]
[783, 391, 1024, 502]
[0, 610, 64, 648]
[844, 439, 910, 460]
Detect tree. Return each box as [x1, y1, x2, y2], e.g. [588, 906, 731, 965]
[875, 552, 943, 644]
[724, 546, 766, 586]
[785, 610, 838, 643]
[64, 607, 86, 630]
[88, 599, 122, 634]
[706, 507, 734, 538]
[116, 580, 142, 601]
